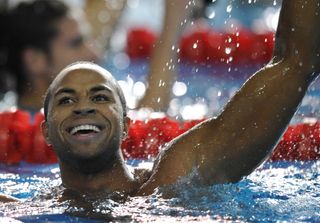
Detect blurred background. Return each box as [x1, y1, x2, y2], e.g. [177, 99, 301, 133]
[1, 0, 318, 122]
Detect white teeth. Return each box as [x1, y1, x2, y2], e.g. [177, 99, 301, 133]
[70, 124, 101, 135]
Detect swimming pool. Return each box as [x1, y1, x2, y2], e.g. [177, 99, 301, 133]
[0, 159, 319, 222]
[1, 51, 320, 223]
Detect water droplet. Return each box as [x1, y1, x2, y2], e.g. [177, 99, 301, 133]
[208, 11, 215, 19]
[226, 5, 232, 13]
[193, 43, 198, 49]
[173, 81, 187, 97]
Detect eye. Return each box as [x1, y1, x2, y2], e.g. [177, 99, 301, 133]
[58, 97, 75, 105]
[92, 94, 110, 103]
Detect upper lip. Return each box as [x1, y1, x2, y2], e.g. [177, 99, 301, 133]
[68, 124, 102, 135]
[65, 119, 105, 135]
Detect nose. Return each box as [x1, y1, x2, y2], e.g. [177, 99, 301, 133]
[73, 108, 96, 116]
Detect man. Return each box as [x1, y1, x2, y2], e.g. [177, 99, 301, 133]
[3, 0, 100, 113]
[2, 0, 191, 114]
[41, 0, 320, 197]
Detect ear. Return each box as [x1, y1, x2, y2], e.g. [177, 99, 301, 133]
[22, 48, 49, 78]
[41, 120, 51, 145]
[122, 116, 130, 138]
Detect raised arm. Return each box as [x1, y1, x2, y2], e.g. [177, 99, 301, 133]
[84, 0, 127, 51]
[139, 0, 320, 195]
[137, 0, 196, 111]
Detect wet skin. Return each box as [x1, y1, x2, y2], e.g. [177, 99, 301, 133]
[42, 65, 141, 194]
[41, 0, 320, 197]
[45, 69, 122, 163]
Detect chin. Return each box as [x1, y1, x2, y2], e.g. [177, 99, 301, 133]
[55, 140, 121, 172]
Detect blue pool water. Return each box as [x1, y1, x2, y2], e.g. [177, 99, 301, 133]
[0, 61, 320, 222]
[0, 160, 319, 222]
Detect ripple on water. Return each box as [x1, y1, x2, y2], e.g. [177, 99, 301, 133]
[0, 160, 319, 222]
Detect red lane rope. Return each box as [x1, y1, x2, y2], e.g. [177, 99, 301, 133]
[126, 27, 275, 65]
[0, 110, 318, 164]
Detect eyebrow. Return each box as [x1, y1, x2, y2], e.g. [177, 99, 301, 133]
[54, 87, 76, 97]
[89, 85, 113, 94]
[53, 85, 113, 98]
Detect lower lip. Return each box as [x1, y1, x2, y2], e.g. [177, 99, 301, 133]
[69, 132, 102, 141]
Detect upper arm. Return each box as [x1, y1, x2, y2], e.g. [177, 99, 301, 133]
[138, 117, 250, 195]
[139, 70, 293, 195]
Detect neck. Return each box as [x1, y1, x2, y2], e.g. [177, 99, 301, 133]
[59, 155, 140, 195]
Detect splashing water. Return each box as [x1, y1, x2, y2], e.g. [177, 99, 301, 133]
[0, 160, 319, 222]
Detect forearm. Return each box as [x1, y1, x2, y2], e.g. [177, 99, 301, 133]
[205, 0, 320, 180]
[138, 0, 195, 111]
[215, 61, 312, 174]
[84, 0, 127, 50]
[273, 0, 320, 71]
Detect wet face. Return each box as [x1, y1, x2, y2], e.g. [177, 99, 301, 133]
[43, 67, 125, 168]
[47, 16, 100, 79]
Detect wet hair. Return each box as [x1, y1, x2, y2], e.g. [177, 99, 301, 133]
[43, 62, 128, 122]
[2, 0, 69, 95]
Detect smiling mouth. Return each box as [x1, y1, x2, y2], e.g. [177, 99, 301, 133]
[68, 124, 102, 136]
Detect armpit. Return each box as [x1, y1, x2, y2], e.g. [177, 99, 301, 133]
[134, 168, 152, 184]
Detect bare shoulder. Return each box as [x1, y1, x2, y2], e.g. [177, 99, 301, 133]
[137, 122, 212, 195]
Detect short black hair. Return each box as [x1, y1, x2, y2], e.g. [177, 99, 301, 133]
[4, 0, 69, 95]
[43, 62, 128, 122]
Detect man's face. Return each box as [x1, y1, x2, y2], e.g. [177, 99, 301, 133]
[47, 16, 100, 78]
[44, 67, 125, 164]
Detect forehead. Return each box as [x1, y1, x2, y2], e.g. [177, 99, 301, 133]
[51, 66, 117, 93]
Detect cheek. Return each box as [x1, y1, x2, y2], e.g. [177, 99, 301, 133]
[109, 104, 124, 120]
[102, 104, 124, 130]
[47, 109, 65, 137]
[50, 111, 62, 127]
[47, 116, 59, 136]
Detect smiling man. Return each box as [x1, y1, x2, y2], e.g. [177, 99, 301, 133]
[42, 64, 139, 194]
[41, 0, 320, 197]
